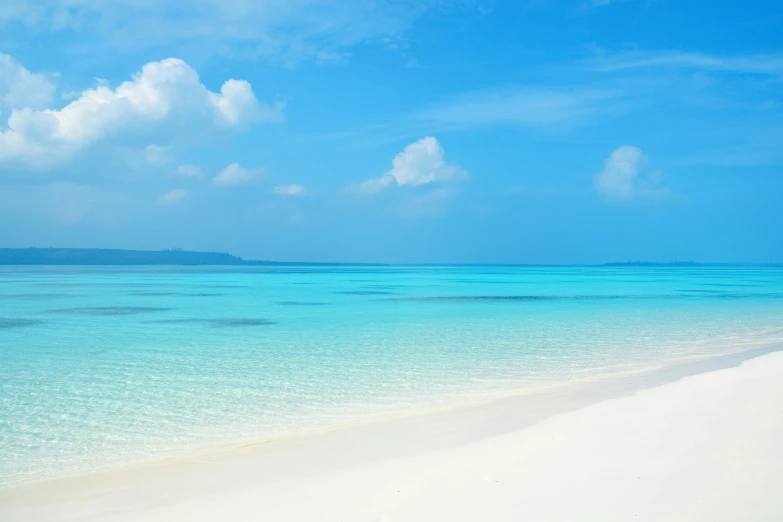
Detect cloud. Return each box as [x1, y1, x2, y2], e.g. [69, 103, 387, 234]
[0, 1, 458, 66]
[587, 50, 783, 76]
[0, 53, 55, 112]
[213, 162, 263, 186]
[274, 184, 306, 197]
[574, 0, 636, 14]
[142, 144, 171, 167]
[594, 146, 674, 203]
[358, 137, 466, 194]
[0, 57, 282, 169]
[176, 164, 203, 179]
[413, 87, 620, 131]
[157, 188, 188, 206]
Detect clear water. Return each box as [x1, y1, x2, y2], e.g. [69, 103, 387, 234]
[1, 265, 783, 487]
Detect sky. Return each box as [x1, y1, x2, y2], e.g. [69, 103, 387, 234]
[0, 0, 781, 264]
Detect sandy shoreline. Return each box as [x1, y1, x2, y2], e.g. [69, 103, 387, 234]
[2, 344, 782, 521]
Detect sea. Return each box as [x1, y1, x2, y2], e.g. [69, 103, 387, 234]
[1, 264, 782, 487]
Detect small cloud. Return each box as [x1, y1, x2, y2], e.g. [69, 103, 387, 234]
[585, 49, 783, 76]
[357, 176, 395, 194]
[356, 137, 466, 195]
[274, 184, 306, 197]
[213, 162, 264, 186]
[157, 188, 188, 206]
[176, 164, 203, 179]
[61, 90, 81, 101]
[413, 88, 620, 132]
[594, 146, 677, 203]
[405, 57, 424, 69]
[143, 144, 170, 167]
[575, 0, 634, 14]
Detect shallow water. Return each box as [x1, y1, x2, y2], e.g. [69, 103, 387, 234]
[1, 265, 782, 487]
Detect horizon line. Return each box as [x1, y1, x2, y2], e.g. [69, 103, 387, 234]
[0, 247, 781, 267]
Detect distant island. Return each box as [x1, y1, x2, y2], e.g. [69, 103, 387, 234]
[602, 261, 782, 267]
[602, 261, 701, 267]
[0, 248, 381, 266]
[0, 249, 778, 266]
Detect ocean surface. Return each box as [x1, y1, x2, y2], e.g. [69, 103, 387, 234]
[1, 265, 782, 487]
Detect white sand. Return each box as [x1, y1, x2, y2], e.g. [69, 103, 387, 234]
[2, 349, 782, 521]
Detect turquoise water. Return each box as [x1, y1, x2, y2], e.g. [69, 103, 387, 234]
[1, 265, 783, 487]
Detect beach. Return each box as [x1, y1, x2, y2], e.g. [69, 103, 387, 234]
[3, 0, 782, 516]
[2, 265, 783, 520]
[2, 1, 780, 517]
[2, 346, 782, 521]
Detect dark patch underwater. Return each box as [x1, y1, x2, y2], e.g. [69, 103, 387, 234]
[152, 318, 276, 327]
[132, 292, 223, 297]
[338, 290, 398, 296]
[46, 307, 172, 316]
[0, 293, 72, 300]
[0, 318, 44, 328]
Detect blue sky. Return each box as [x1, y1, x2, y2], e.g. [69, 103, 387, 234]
[0, 0, 781, 263]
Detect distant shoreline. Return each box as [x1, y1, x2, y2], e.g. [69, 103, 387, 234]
[0, 248, 780, 266]
[0, 248, 386, 266]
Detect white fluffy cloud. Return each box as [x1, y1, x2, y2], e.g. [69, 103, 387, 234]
[274, 184, 306, 197]
[594, 146, 672, 202]
[157, 188, 188, 206]
[213, 163, 264, 186]
[359, 137, 465, 194]
[0, 53, 55, 112]
[0, 57, 282, 168]
[176, 164, 203, 179]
